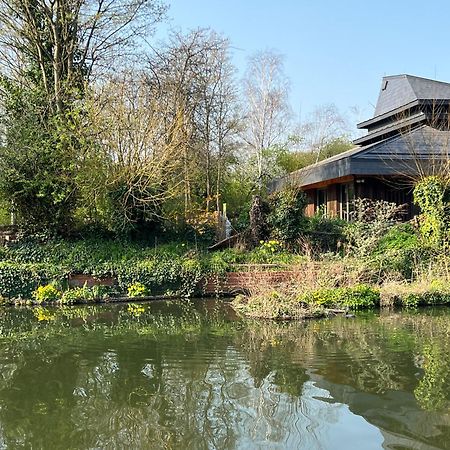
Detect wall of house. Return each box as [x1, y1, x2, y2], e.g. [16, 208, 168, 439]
[302, 176, 417, 220]
[305, 191, 315, 217]
[304, 184, 346, 218]
[327, 185, 338, 217]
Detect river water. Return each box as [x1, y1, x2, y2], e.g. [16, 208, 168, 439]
[0, 300, 448, 449]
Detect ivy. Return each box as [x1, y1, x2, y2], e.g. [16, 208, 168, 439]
[268, 187, 308, 243]
[413, 176, 450, 249]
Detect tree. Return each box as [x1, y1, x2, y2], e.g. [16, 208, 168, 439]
[0, 0, 167, 233]
[147, 29, 240, 216]
[242, 50, 291, 188]
[87, 71, 186, 233]
[0, 81, 80, 232]
[296, 103, 350, 162]
[0, 0, 167, 112]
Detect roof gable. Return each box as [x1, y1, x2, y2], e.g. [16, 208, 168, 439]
[374, 75, 450, 117]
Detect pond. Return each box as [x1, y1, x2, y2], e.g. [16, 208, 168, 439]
[0, 300, 448, 449]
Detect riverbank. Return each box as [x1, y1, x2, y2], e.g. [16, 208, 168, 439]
[0, 236, 449, 313]
[231, 280, 450, 320]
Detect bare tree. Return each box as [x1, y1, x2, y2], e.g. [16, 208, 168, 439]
[296, 103, 350, 162]
[242, 50, 291, 187]
[0, 0, 167, 112]
[89, 71, 185, 230]
[193, 31, 240, 211]
[147, 29, 240, 215]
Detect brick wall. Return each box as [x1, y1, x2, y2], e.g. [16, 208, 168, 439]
[68, 274, 116, 288]
[201, 270, 299, 295]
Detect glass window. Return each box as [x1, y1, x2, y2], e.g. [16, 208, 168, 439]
[316, 188, 327, 215]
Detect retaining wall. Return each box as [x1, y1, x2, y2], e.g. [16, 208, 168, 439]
[202, 270, 299, 295]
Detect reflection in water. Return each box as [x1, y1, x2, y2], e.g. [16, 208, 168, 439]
[0, 301, 448, 449]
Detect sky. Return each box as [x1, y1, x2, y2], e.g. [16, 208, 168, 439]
[154, 0, 450, 131]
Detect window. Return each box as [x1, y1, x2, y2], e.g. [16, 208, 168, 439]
[339, 183, 353, 220]
[316, 188, 327, 215]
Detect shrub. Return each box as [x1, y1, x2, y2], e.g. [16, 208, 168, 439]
[374, 223, 418, 253]
[300, 284, 380, 310]
[305, 214, 345, 254]
[61, 286, 91, 304]
[185, 210, 218, 244]
[413, 176, 450, 250]
[0, 262, 50, 299]
[33, 284, 62, 304]
[345, 199, 407, 257]
[381, 279, 450, 308]
[127, 282, 150, 298]
[268, 187, 307, 243]
[60, 285, 112, 304]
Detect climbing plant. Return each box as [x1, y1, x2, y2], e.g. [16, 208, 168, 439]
[413, 176, 450, 250]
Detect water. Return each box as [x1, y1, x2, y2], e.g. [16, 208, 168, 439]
[0, 300, 448, 449]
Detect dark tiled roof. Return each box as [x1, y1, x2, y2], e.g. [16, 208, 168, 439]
[353, 111, 426, 145]
[269, 126, 450, 191]
[374, 75, 450, 117]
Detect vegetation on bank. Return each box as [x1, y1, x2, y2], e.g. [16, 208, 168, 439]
[0, 176, 449, 312]
[230, 178, 450, 319]
[0, 0, 448, 317]
[0, 235, 305, 304]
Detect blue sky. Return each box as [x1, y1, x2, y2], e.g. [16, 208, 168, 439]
[155, 0, 450, 129]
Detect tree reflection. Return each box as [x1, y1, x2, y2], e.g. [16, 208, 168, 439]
[0, 303, 448, 448]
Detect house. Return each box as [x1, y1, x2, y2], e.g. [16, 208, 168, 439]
[269, 74, 450, 219]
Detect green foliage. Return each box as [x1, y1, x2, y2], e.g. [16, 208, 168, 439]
[61, 286, 91, 304]
[413, 176, 450, 249]
[370, 248, 426, 280]
[0, 78, 82, 234]
[374, 223, 418, 253]
[273, 138, 353, 174]
[402, 284, 450, 308]
[300, 284, 380, 310]
[33, 284, 62, 304]
[0, 262, 52, 300]
[345, 199, 406, 257]
[127, 282, 150, 298]
[367, 224, 421, 279]
[401, 293, 421, 308]
[268, 187, 307, 243]
[382, 279, 450, 308]
[116, 257, 203, 297]
[306, 214, 345, 253]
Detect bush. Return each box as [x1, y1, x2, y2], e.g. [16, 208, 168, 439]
[61, 285, 112, 304]
[300, 284, 380, 310]
[33, 284, 62, 304]
[381, 279, 450, 308]
[413, 176, 450, 249]
[268, 187, 307, 243]
[374, 223, 418, 253]
[345, 199, 406, 257]
[61, 286, 91, 304]
[305, 214, 345, 254]
[127, 282, 150, 298]
[0, 262, 51, 299]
